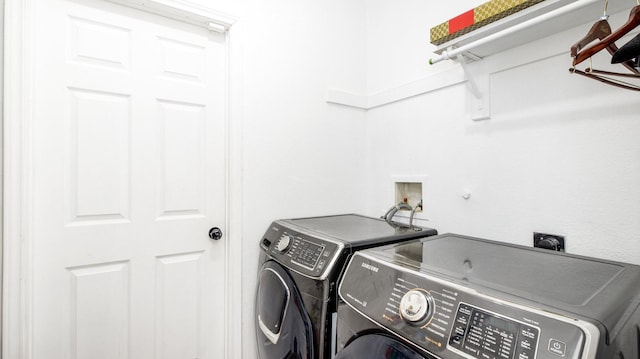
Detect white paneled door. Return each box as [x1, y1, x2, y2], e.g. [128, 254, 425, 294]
[31, 0, 227, 358]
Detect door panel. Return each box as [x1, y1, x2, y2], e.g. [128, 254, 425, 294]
[67, 87, 131, 225]
[157, 100, 206, 219]
[68, 261, 130, 359]
[32, 0, 227, 358]
[156, 252, 204, 358]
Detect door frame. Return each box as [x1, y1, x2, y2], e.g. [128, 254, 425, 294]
[1, 1, 244, 357]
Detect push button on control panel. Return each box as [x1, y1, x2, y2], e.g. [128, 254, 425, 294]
[548, 339, 566, 357]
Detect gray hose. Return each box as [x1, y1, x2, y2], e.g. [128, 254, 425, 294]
[382, 202, 413, 224]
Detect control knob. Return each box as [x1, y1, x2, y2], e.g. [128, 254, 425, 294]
[399, 289, 434, 324]
[275, 234, 293, 253]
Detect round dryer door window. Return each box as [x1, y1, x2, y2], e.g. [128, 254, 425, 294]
[336, 333, 430, 359]
[256, 261, 314, 359]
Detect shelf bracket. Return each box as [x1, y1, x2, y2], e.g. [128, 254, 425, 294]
[455, 53, 491, 121]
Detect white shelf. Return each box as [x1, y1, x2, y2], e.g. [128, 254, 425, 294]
[431, 0, 630, 61]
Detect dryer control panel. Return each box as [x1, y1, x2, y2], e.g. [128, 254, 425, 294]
[261, 223, 344, 280]
[339, 252, 599, 359]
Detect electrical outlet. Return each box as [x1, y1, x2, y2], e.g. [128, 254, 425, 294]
[533, 232, 565, 252]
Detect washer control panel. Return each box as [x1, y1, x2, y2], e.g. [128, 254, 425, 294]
[339, 253, 593, 359]
[449, 303, 539, 359]
[261, 223, 343, 279]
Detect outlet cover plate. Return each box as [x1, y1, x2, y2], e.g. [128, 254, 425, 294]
[533, 232, 565, 252]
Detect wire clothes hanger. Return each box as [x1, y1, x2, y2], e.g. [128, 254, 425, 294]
[570, 0, 640, 91]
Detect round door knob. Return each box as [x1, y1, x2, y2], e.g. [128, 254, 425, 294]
[209, 227, 223, 240]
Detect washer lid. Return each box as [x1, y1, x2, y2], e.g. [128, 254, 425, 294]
[365, 233, 640, 339]
[285, 214, 437, 247]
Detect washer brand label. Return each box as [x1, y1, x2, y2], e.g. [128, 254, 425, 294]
[346, 293, 368, 307]
[361, 262, 379, 273]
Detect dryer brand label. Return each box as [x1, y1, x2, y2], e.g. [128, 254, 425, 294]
[361, 262, 379, 272]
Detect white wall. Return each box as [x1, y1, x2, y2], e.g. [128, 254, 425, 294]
[194, 0, 369, 357]
[239, 2, 368, 357]
[363, 2, 640, 266]
[365, 0, 485, 94]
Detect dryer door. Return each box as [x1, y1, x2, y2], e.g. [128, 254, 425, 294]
[336, 333, 430, 359]
[256, 260, 314, 359]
